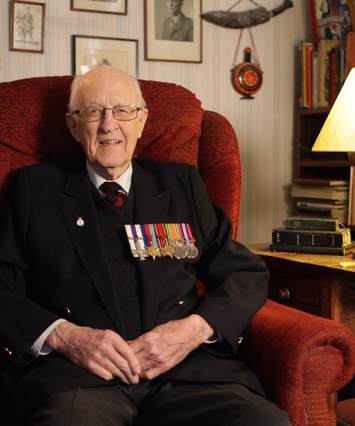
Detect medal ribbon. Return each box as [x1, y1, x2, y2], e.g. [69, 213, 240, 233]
[140, 224, 150, 248]
[148, 224, 160, 252]
[186, 224, 195, 242]
[125, 225, 139, 257]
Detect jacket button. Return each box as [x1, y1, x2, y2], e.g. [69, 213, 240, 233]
[177, 299, 184, 305]
[4, 346, 12, 356]
[64, 306, 71, 318]
[238, 337, 244, 344]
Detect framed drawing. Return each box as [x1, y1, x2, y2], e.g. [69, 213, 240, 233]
[309, 0, 352, 49]
[72, 35, 138, 76]
[71, 0, 127, 15]
[9, 1, 45, 53]
[144, 0, 202, 63]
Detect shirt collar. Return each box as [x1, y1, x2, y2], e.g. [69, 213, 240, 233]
[86, 161, 133, 195]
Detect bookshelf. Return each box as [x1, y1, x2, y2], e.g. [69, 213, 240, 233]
[292, 33, 355, 222]
[293, 107, 350, 181]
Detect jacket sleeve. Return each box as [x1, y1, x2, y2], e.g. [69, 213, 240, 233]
[0, 168, 61, 366]
[189, 166, 269, 354]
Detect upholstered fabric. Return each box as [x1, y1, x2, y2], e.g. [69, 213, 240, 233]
[0, 76, 354, 426]
[246, 300, 355, 425]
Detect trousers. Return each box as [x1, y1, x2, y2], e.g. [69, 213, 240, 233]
[27, 380, 291, 426]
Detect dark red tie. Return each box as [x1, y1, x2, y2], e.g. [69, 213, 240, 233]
[99, 182, 125, 208]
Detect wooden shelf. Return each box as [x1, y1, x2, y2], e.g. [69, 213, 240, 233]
[299, 160, 350, 167]
[299, 107, 331, 116]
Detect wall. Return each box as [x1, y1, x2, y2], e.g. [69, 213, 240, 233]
[0, 0, 308, 244]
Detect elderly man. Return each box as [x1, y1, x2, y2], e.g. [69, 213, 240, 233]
[161, 0, 193, 41]
[0, 66, 290, 426]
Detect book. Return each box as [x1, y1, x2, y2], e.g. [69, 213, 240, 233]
[295, 208, 348, 222]
[293, 178, 349, 186]
[268, 243, 353, 256]
[283, 216, 343, 232]
[318, 39, 341, 107]
[291, 184, 349, 201]
[295, 199, 348, 220]
[346, 32, 355, 74]
[312, 49, 319, 108]
[272, 227, 351, 248]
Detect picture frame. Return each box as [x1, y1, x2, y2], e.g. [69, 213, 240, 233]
[144, 0, 202, 63]
[72, 35, 138, 76]
[9, 1, 45, 53]
[71, 0, 127, 15]
[309, 0, 353, 49]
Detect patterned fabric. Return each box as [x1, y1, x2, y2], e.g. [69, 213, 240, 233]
[99, 182, 125, 208]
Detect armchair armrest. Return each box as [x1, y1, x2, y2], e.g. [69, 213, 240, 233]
[245, 299, 355, 426]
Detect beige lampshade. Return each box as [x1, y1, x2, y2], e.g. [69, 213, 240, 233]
[312, 67, 355, 152]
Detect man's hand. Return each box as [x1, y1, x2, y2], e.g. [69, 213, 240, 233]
[128, 314, 214, 380]
[46, 321, 141, 384]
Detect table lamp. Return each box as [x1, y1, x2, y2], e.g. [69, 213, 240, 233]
[312, 67, 355, 228]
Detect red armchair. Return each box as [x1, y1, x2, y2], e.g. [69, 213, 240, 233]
[0, 76, 354, 426]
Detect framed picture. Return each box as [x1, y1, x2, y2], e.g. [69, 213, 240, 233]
[9, 1, 45, 53]
[144, 0, 202, 63]
[71, 0, 127, 15]
[309, 0, 353, 49]
[72, 35, 138, 76]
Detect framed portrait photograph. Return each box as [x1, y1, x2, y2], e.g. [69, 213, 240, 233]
[71, 0, 127, 15]
[309, 0, 353, 48]
[144, 0, 202, 63]
[72, 35, 138, 76]
[9, 1, 45, 53]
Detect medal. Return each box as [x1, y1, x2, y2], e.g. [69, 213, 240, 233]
[143, 224, 160, 260]
[166, 223, 186, 259]
[124, 225, 139, 258]
[155, 224, 174, 259]
[182, 223, 199, 259]
[134, 225, 148, 261]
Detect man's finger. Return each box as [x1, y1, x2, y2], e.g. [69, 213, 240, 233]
[111, 338, 142, 376]
[100, 354, 139, 384]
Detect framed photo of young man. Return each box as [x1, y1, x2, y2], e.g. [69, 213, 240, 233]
[72, 35, 138, 76]
[71, 0, 127, 15]
[144, 0, 202, 63]
[9, 1, 45, 53]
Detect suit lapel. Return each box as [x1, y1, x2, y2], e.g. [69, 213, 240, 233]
[53, 166, 125, 333]
[132, 161, 170, 332]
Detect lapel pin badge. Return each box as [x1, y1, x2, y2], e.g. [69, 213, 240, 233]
[76, 217, 85, 227]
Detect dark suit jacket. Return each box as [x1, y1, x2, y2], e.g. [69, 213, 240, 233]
[0, 159, 268, 416]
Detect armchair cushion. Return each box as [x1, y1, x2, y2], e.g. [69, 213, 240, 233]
[245, 299, 355, 425]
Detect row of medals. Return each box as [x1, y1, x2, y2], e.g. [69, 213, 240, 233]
[125, 224, 199, 261]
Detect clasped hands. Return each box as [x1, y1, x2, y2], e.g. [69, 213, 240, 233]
[47, 314, 214, 384]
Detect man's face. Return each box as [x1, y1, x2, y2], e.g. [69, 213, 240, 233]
[66, 68, 148, 180]
[167, 0, 183, 16]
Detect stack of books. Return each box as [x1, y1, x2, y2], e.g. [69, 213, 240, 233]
[291, 178, 349, 223]
[269, 216, 353, 255]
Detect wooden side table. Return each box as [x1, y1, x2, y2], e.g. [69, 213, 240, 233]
[248, 244, 355, 335]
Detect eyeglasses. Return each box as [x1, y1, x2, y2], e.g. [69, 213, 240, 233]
[71, 105, 144, 122]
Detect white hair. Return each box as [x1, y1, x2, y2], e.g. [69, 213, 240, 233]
[68, 66, 146, 111]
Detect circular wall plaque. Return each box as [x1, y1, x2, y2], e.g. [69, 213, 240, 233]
[231, 61, 263, 98]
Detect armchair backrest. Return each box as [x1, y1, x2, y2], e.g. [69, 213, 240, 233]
[0, 76, 241, 237]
